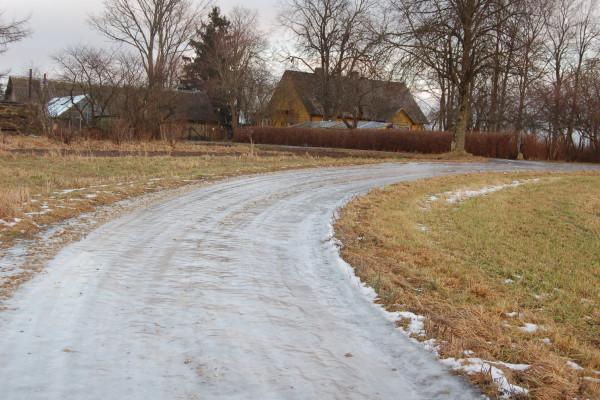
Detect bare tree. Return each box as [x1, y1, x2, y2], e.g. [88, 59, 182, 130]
[238, 64, 276, 126]
[52, 44, 126, 130]
[564, 0, 599, 156]
[578, 58, 600, 158]
[88, 0, 210, 89]
[511, 0, 549, 138]
[543, 0, 577, 158]
[88, 0, 211, 138]
[389, 0, 518, 152]
[279, 0, 386, 121]
[0, 8, 31, 55]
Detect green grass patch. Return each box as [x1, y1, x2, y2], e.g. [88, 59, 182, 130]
[335, 171, 600, 400]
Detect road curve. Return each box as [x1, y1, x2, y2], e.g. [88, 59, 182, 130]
[1, 161, 597, 400]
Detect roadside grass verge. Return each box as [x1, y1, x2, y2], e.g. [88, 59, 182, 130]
[334, 171, 600, 399]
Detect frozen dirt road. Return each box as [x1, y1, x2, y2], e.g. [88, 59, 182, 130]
[1, 160, 598, 400]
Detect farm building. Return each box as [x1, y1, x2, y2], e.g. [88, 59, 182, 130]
[4, 75, 80, 104]
[268, 70, 428, 129]
[164, 90, 219, 140]
[0, 101, 30, 132]
[46, 95, 105, 130]
[3, 75, 218, 137]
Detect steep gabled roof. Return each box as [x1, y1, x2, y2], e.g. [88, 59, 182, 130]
[277, 70, 428, 125]
[167, 90, 217, 123]
[4, 76, 84, 103]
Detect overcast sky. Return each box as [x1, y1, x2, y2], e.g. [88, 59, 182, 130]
[1, 0, 280, 83]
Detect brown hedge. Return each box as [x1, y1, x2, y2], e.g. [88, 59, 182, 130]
[234, 127, 599, 162]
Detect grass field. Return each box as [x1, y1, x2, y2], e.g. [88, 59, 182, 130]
[335, 171, 600, 399]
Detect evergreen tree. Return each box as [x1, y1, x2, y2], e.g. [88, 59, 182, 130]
[181, 7, 232, 125]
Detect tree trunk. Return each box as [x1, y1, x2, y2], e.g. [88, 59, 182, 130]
[451, 88, 470, 152]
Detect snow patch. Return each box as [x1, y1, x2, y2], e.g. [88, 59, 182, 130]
[520, 323, 539, 333]
[566, 361, 584, 371]
[0, 218, 21, 227]
[440, 357, 530, 398]
[397, 312, 426, 336]
[427, 179, 541, 206]
[445, 181, 525, 204]
[421, 339, 441, 353]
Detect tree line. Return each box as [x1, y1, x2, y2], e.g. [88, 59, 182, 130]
[1, 0, 600, 158]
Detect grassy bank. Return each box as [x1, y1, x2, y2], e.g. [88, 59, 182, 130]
[335, 171, 600, 399]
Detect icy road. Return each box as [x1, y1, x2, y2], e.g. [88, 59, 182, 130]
[1, 161, 597, 400]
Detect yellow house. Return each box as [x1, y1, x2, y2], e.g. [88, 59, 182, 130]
[268, 70, 428, 129]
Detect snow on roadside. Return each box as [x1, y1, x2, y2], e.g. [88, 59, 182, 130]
[328, 204, 529, 399]
[445, 181, 527, 204]
[440, 358, 530, 399]
[0, 218, 22, 227]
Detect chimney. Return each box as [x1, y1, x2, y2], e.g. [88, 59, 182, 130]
[28, 69, 33, 101]
[43, 74, 47, 87]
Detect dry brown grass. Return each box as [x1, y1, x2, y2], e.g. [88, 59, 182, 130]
[0, 187, 30, 220]
[335, 171, 600, 399]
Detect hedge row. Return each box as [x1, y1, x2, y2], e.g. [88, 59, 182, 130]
[234, 127, 599, 162]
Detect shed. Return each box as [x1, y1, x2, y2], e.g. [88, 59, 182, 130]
[46, 95, 105, 129]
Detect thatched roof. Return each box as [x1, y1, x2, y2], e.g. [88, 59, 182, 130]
[4, 76, 83, 103]
[167, 90, 217, 123]
[277, 70, 428, 125]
